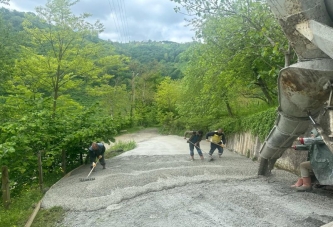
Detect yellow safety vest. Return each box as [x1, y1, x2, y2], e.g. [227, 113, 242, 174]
[211, 133, 222, 144]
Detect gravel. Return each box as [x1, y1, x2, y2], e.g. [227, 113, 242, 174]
[41, 129, 333, 227]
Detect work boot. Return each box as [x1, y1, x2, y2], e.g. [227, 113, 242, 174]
[291, 178, 303, 188]
[295, 177, 312, 192]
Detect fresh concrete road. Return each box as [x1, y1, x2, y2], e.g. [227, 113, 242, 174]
[42, 129, 333, 227]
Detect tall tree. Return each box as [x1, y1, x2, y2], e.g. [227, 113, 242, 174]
[10, 0, 114, 175]
[155, 77, 181, 128]
[0, 10, 19, 97]
[171, 0, 293, 105]
[20, 0, 104, 115]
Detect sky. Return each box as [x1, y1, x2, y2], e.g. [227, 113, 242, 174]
[0, 0, 195, 43]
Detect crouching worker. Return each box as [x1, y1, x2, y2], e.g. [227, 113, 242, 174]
[89, 142, 106, 169]
[291, 129, 323, 192]
[184, 130, 204, 161]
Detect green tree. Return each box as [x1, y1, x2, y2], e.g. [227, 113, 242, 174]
[20, 0, 104, 115]
[0, 11, 20, 97]
[87, 84, 131, 118]
[0, 0, 122, 190]
[171, 0, 293, 105]
[155, 77, 181, 128]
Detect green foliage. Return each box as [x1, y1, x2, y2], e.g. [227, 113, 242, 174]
[155, 77, 182, 130]
[171, 0, 295, 110]
[222, 107, 278, 141]
[113, 41, 191, 79]
[0, 8, 25, 32]
[105, 140, 136, 159]
[0, 10, 21, 96]
[155, 77, 181, 112]
[133, 101, 159, 127]
[158, 0, 290, 140]
[0, 188, 43, 227]
[20, 0, 104, 114]
[0, 95, 120, 195]
[112, 140, 136, 151]
[0, 0, 287, 211]
[0, 0, 132, 196]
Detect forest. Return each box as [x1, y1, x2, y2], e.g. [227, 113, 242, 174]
[0, 0, 295, 210]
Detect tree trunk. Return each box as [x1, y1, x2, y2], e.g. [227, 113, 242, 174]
[38, 151, 44, 193]
[284, 42, 292, 67]
[52, 65, 61, 118]
[257, 77, 274, 105]
[62, 150, 66, 175]
[2, 166, 10, 209]
[225, 100, 234, 117]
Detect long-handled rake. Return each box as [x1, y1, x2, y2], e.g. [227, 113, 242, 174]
[209, 141, 226, 148]
[79, 157, 101, 182]
[185, 139, 207, 162]
[187, 140, 206, 154]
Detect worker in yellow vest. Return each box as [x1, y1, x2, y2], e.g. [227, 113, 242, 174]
[206, 128, 226, 159]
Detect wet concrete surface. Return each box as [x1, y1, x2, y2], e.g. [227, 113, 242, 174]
[41, 129, 333, 227]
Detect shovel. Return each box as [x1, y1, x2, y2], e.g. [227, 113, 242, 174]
[206, 140, 226, 148]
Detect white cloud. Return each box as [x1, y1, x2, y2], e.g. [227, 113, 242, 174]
[1, 0, 195, 43]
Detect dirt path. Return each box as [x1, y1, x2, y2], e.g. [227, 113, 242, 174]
[42, 128, 333, 227]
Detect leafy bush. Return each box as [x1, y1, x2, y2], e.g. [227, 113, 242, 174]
[221, 107, 278, 141]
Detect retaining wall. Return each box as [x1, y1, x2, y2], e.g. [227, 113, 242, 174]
[227, 132, 308, 175]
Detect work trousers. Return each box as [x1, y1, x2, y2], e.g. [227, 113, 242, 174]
[189, 143, 203, 156]
[208, 143, 223, 156]
[300, 161, 312, 177]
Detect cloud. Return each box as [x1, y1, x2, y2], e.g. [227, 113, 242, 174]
[1, 0, 194, 43]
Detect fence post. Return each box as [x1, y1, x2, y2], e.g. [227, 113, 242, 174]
[2, 166, 10, 209]
[62, 150, 66, 175]
[38, 151, 43, 193]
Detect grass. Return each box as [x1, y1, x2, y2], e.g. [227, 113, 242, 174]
[0, 188, 43, 227]
[31, 206, 66, 227]
[104, 140, 137, 159]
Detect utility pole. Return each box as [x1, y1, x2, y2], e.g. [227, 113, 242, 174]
[130, 72, 139, 122]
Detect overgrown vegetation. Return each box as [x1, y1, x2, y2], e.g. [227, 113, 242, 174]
[0, 187, 43, 226]
[223, 107, 278, 141]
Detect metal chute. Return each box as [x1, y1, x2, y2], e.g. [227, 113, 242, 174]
[259, 0, 333, 185]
